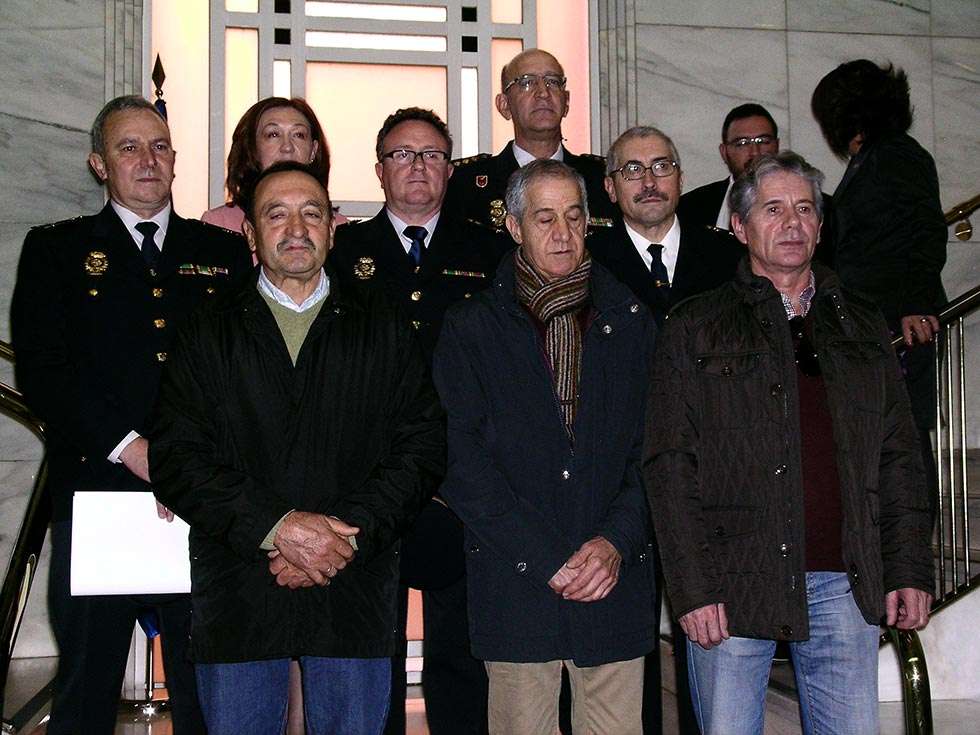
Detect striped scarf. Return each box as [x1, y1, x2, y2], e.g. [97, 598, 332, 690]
[514, 247, 592, 440]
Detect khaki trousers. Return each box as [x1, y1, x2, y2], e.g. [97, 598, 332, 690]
[485, 657, 644, 735]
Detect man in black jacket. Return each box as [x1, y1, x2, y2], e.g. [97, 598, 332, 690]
[676, 103, 780, 231]
[445, 49, 616, 231]
[590, 125, 744, 325]
[332, 107, 504, 735]
[149, 162, 444, 734]
[11, 95, 252, 734]
[645, 152, 933, 733]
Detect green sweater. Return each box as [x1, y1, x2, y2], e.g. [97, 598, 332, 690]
[258, 287, 326, 365]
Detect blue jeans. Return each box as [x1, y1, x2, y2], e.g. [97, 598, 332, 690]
[196, 656, 391, 735]
[687, 572, 880, 734]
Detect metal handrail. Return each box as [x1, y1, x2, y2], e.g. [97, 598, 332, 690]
[944, 193, 979, 241]
[0, 339, 51, 724]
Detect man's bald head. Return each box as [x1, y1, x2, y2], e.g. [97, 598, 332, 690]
[500, 49, 564, 91]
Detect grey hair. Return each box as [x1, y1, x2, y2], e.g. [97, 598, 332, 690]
[90, 95, 164, 157]
[729, 151, 825, 222]
[504, 159, 589, 222]
[605, 126, 681, 174]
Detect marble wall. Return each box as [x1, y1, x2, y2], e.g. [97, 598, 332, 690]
[0, 0, 142, 658]
[598, 0, 980, 445]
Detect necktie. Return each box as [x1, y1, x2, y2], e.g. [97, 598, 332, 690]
[403, 225, 428, 267]
[136, 221, 160, 271]
[648, 243, 670, 291]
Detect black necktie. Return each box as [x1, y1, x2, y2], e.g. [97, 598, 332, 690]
[648, 243, 670, 291]
[403, 225, 428, 266]
[136, 221, 160, 270]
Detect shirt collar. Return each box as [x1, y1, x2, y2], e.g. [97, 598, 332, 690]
[257, 267, 330, 313]
[715, 175, 735, 231]
[623, 214, 681, 281]
[780, 270, 817, 318]
[386, 209, 441, 254]
[512, 141, 564, 167]
[111, 200, 171, 251]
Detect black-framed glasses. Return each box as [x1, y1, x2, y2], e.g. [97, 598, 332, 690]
[611, 159, 679, 181]
[503, 74, 567, 94]
[789, 316, 821, 377]
[725, 135, 777, 149]
[381, 149, 451, 165]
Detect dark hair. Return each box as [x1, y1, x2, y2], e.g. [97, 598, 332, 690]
[375, 107, 453, 161]
[721, 103, 778, 143]
[505, 159, 588, 222]
[811, 60, 913, 158]
[91, 95, 164, 156]
[226, 97, 330, 208]
[729, 151, 825, 223]
[242, 161, 331, 226]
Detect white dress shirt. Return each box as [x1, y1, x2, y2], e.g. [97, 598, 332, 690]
[624, 215, 681, 282]
[512, 141, 564, 167]
[715, 176, 735, 231]
[258, 267, 330, 312]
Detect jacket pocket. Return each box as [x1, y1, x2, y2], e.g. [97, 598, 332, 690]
[703, 506, 763, 574]
[696, 351, 769, 428]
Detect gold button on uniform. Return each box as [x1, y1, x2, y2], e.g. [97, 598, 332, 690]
[410, 290, 422, 301]
[88, 288, 98, 297]
[152, 287, 164, 298]
[153, 319, 166, 329]
[206, 286, 216, 294]
[156, 352, 168, 362]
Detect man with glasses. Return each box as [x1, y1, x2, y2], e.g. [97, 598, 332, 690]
[446, 48, 616, 231]
[678, 103, 780, 232]
[332, 106, 506, 734]
[590, 126, 744, 325]
[645, 152, 934, 734]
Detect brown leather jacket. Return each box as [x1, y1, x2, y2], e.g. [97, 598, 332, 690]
[644, 259, 934, 641]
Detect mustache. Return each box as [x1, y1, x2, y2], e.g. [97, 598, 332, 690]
[633, 189, 668, 204]
[276, 236, 316, 253]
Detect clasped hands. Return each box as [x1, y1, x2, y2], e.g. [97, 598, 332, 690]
[267, 511, 360, 589]
[548, 536, 621, 603]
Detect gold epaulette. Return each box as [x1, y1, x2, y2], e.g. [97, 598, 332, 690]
[451, 153, 491, 167]
[33, 215, 84, 230]
[588, 217, 615, 228]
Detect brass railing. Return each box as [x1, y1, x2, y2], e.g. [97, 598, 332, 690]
[945, 192, 979, 240]
[0, 339, 49, 728]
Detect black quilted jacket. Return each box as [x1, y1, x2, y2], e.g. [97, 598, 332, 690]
[644, 259, 934, 641]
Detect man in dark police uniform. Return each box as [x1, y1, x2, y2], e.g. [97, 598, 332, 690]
[445, 48, 616, 231]
[331, 107, 505, 734]
[11, 95, 251, 735]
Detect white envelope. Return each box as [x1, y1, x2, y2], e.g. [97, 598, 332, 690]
[70, 491, 191, 595]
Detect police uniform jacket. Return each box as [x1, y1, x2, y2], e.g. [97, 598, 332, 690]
[11, 203, 252, 522]
[148, 271, 445, 662]
[331, 209, 509, 360]
[445, 141, 617, 231]
[586, 216, 744, 322]
[644, 260, 934, 641]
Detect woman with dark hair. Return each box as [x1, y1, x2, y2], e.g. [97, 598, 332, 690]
[812, 59, 947, 509]
[203, 96, 340, 232]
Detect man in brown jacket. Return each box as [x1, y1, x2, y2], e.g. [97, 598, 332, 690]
[644, 151, 934, 733]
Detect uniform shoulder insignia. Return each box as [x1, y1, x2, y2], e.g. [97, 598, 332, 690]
[198, 220, 243, 236]
[451, 152, 491, 167]
[33, 215, 85, 230]
[587, 217, 615, 228]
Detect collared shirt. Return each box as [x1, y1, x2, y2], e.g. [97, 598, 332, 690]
[780, 270, 817, 318]
[111, 200, 171, 251]
[715, 176, 735, 231]
[386, 209, 441, 255]
[258, 267, 330, 313]
[512, 141, 564, 167]
[624, 215, 681, 282]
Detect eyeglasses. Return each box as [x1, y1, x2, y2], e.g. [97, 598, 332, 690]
[725, 135, 777, 149]
[789, 316, 821, 377]
[381, 149, 451, 165]
[503, 74, 567, 94]
[611, 159, 679, 181]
